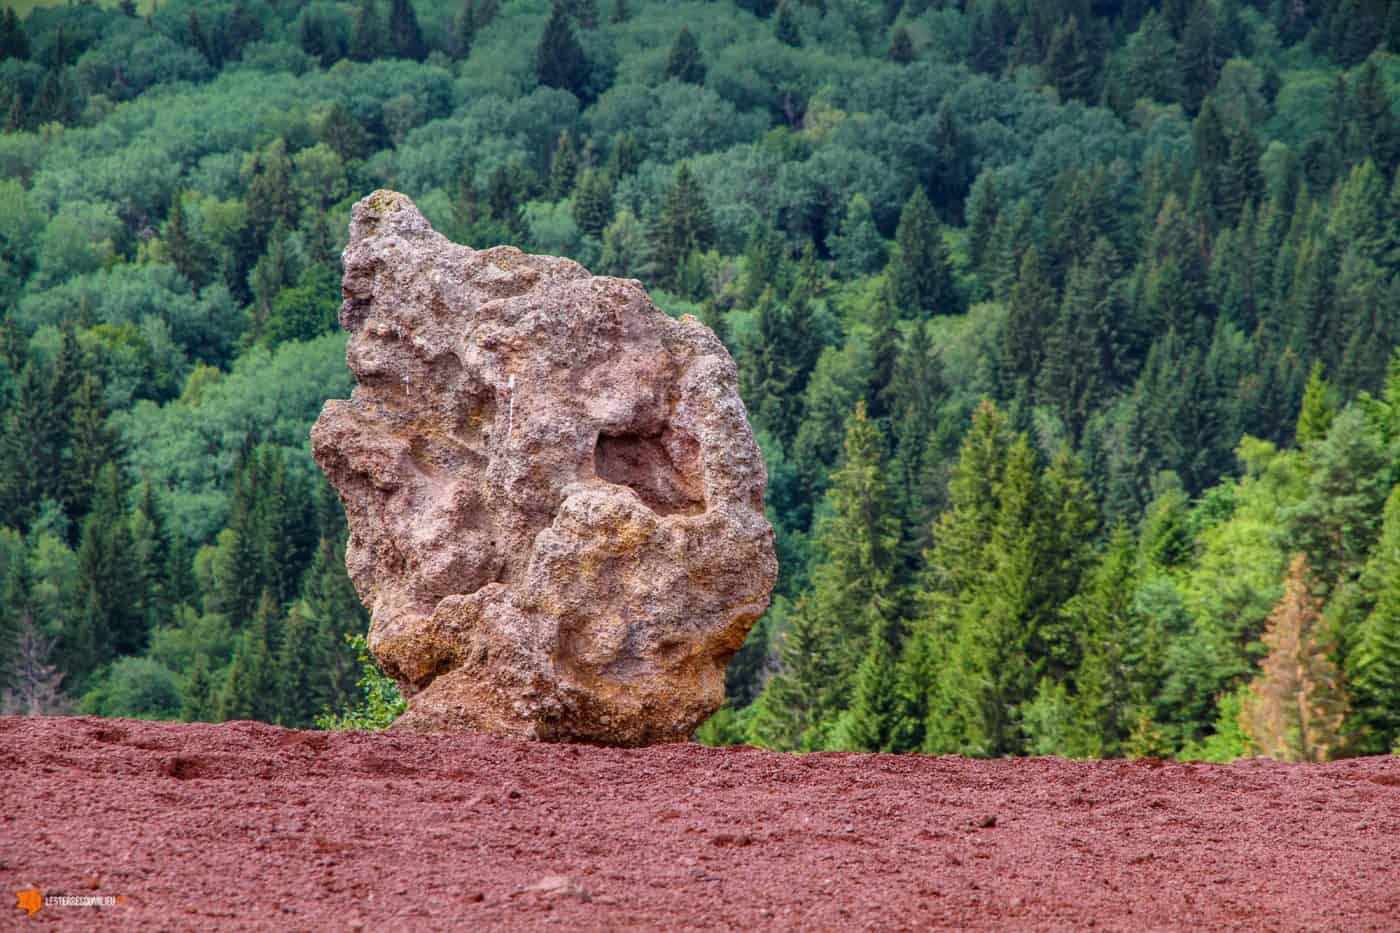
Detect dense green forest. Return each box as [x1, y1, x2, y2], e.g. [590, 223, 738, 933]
[1, 0, 1398, 762]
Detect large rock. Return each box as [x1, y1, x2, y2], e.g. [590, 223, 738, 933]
[311, 191, 777, 744]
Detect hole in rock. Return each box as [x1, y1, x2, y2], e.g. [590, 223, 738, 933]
[594, 429, 704, 516]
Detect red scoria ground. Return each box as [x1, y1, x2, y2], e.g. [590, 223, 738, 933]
[1, 716, 1397, 931]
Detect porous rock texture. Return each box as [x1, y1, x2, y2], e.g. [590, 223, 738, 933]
[311, 190, 777, 745]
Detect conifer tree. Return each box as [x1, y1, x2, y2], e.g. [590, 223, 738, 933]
[181, 655, 217, 722]
[0, 9, 30, 62]
[537, 1, 590, 97]
[1295, 362, 1337, 445]
[455, 0, 478, 59]
[1044, 16, 1095, 102]
[61, 375, 119, 523]
[752, 403, 900, 750]
[774, 1, 802, 47]
[388, 0, 427, 61]
[547, 130, 579, 200]
[886, 187, 956, 317]
[1062, 525, 1140, 757]
[1001, 246, 1055, 397]
[349, 0, 384, 62]
[650, 164, 715, 289]
[832, 635, 904, 751]
[74, 464, 143, 666]
[320, 101, 370, 162]
[0, 365, 60, 531]
[888, 27, 913, 64]
[828, 193, 885, 279]
[1038, 240, 1122, 441]
[1240, 555, 1350, 762]
[571, 168, 614, 238]
[1350, 486, 1400, 754]
[666, 27, 706, 84]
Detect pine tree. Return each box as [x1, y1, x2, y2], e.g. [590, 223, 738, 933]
[320, 101, 370, 162]
[650, 164, 716, 290]
[828, 192, 886, 279]
[547, 130, 579, 201]
[219, 591, 280, 722]
[1062, 525, 1140, 757]
[181, 655, 217, 722]
[752, 403, 900, 751]
[349, 0, 384, 62]
[387, 0, 427, 61]
[0, 363, 62, 531]
[1350, 486, 1400, 754]
[1038, 240, 1123, 441]
[886, 187, 957, 317]
[1295, 361, 1337, 445]
[186, 11, 214, 65]
[774, 1, 802, 47]
[455, 0, 478, 59]
[1044, 16, 1096, 102]
[61, 374, 120, 524]
[888, 27, 913, 64]
[537, 1, 590, 97]
[571, 168, 614, 238]
[1179, 0, 1221, 114]
[666, 27, 705, 84]
[1001, 246, 1055, 397]
[164, 190, 210, 288]
[1241, 556, 1350, 762]
[832, 635, 904, 751]
[73, 464, 143, 669]
[0, 9, 30, 62]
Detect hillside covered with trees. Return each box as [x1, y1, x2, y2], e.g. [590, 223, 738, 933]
[1, 0, 1398, 762]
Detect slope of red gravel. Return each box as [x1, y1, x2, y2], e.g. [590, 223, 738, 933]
[1, 716, 1397, 930]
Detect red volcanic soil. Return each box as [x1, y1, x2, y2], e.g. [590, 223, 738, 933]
[2, 716, 1397, 931]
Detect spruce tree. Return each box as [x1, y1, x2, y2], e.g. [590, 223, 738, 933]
[1001, 246, 1055, 397]
[1295, 362, 1337, 445]
[886, 187, 957, 317]
[320, 101, 370, 162]
[547, 130, 579, 201]
[1062, 525, 1140, 757]
[666, 27, 706, 84]
[650, 164, 715, 289]
[0, 364, 61, 531]
[349, 0, 384, 62]
[0, 9, 30, 62]
[455, 0, 477, 59]
[1350, 486, 1400, 754]
[181, 655, 217, 722]
[388, 0, 427, 61]
[61, 374, 120, 526]
[888, 27, 913, 64]
[827, 193, 886, 279]
[1240, 555, 1350, 762]
[571, 168, 614, 238]
[74, 464, 143, 666]
[537, 1, 590, 97]
[752, 403, 900, 751]
[1038, 240, 1122, 441]
[1044, 16, 1095, 102]
[774, 1, 802, 47]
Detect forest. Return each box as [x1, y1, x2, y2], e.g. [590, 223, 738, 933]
[0, 0, 1397, 762]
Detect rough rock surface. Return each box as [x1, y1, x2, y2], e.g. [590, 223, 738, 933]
[311, 190, 777, 744]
